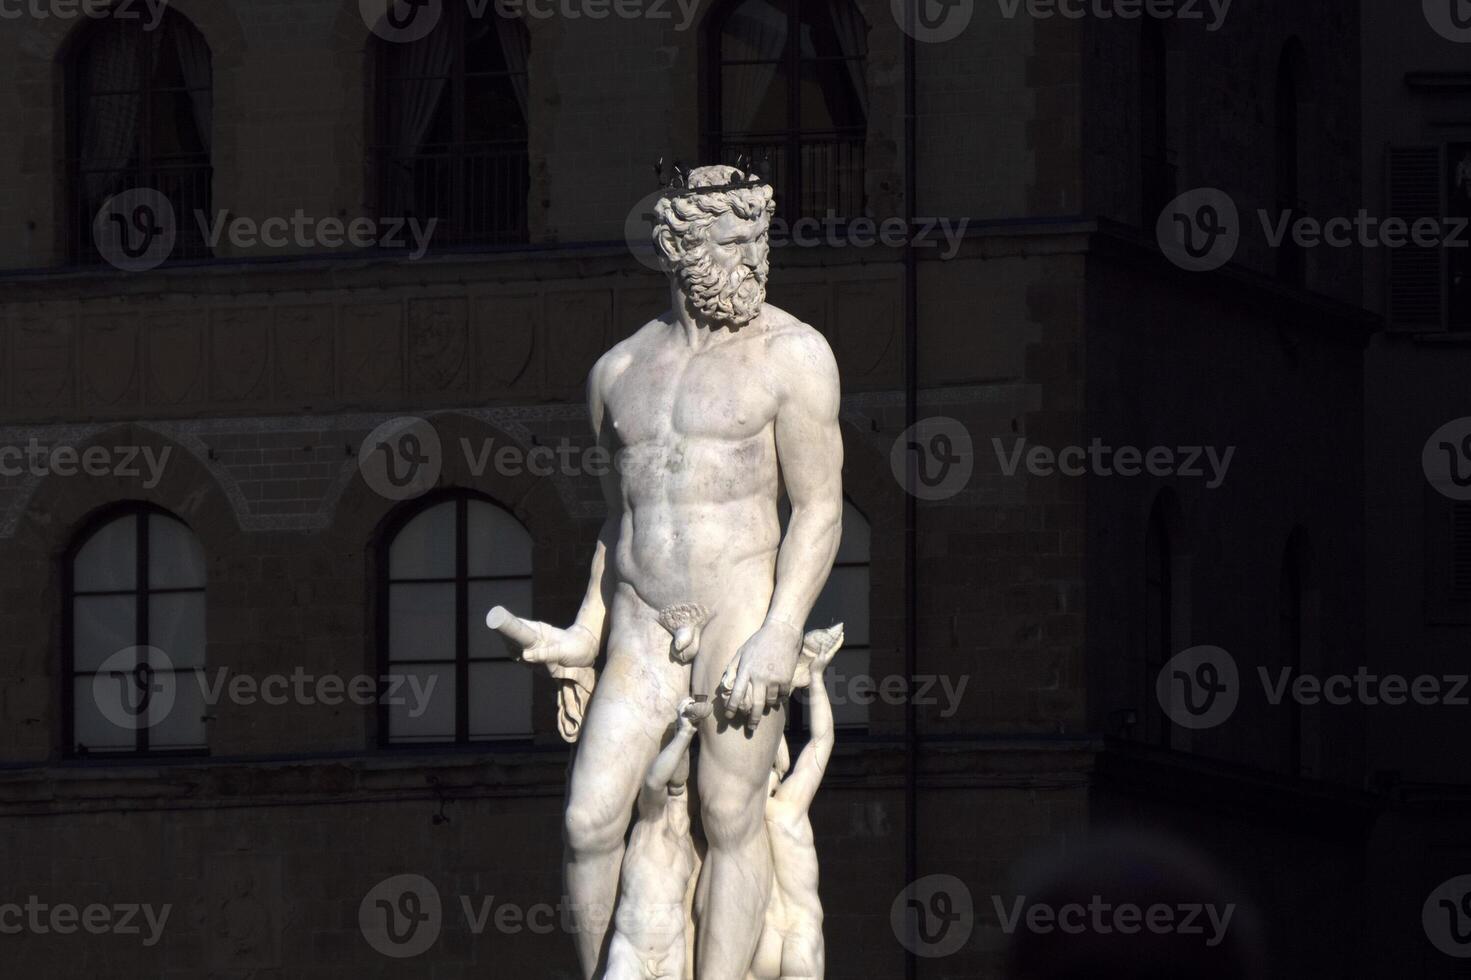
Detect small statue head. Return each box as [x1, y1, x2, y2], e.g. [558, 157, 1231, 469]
[652, 164, 775, 329]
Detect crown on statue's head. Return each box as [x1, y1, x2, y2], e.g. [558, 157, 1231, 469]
[654, 155, 772, 198]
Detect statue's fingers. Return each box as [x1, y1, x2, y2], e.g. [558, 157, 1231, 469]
[723, 668, 749, 718]
[719, 655, 741, 692]
[739, 679, 757, 717]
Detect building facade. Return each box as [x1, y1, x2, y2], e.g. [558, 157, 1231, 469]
[0, 0, 1442, 976]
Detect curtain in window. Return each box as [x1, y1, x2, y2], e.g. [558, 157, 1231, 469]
[495, 16, 530, 119]
[393, 27, 455, 154]
[171, 20, 213, 152]
[724, 1, 787, 133]
[78, 26, 144, 205]
[827, 0, 867, 117]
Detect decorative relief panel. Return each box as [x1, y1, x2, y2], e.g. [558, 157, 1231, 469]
[211, 307, 271, 404]
[274, 306, 336, 401]
[472, 293, 537, 390]
[80, 312, 140, 408]
[14, 314, 74, 412]
[409, 297, 469, 395]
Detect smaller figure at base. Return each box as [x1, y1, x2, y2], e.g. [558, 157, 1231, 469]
[748, 623, 845, 980]
[606, 695, 713, 980]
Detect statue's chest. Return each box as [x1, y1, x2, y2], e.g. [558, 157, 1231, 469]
[608, 348, 778, 446]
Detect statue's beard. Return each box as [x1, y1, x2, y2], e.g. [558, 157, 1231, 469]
[675, 247, 767, 327]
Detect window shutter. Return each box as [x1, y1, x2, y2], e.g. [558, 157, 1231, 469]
[1386, 145, 1443, 331]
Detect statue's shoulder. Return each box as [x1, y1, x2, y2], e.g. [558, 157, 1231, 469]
[591, 313, 670, 389]
[759, 306, 839, 383]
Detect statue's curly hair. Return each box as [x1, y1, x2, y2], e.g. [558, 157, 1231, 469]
[651, 165, 775, 264]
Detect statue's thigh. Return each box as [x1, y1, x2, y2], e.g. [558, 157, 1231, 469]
[693, 605, 788, 797]
[569, 594, 691, 817]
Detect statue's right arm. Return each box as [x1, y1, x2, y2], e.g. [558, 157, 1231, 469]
[571, 351, 625, 652]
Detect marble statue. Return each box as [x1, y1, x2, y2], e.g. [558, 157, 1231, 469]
[605, 695, 710, 980]
[485, 162, 845, 980]
[749, 624, 843, 980]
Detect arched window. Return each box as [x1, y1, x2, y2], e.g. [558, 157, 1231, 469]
[371, 4, 530, 248]
[66, 506, 207, 755]
[707, 0, 867, 220]
[1139, 19, 1175, 226]
[1144, 494, 1176, 746]
[67, 10, 213, 263]
[791, 498, 869, 731]
[1275, 42, 1307, 285]
[379, 492, 533, 744]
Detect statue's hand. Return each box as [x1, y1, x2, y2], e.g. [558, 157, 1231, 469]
[677, 696, 714, 732]
[719, 621, 803, 726]
[485, 607, 598, 669]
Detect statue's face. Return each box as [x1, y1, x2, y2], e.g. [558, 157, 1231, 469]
[668, 207, 770, 328]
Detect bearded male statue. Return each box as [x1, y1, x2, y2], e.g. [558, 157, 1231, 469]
[487, 164, 844, 980]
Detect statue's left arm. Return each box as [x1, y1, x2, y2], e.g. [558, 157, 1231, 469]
[723, 327, 844, 722]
